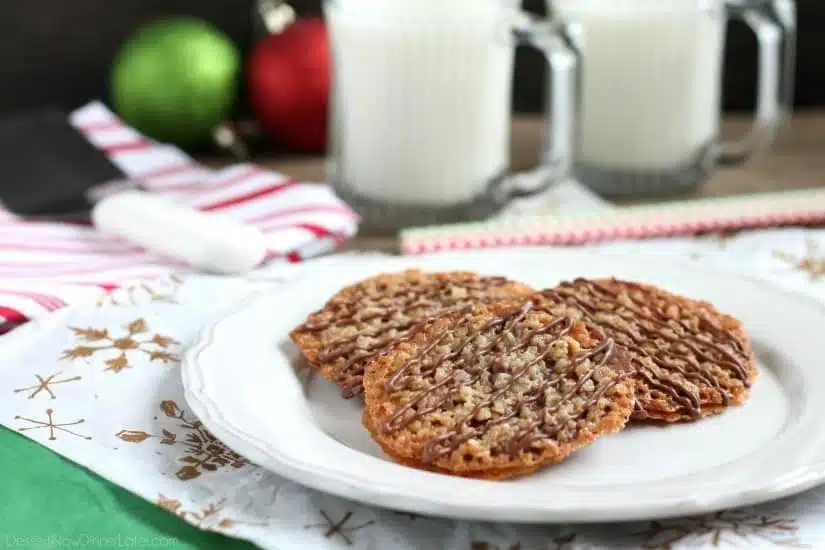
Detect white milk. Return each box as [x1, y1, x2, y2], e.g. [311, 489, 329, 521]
[325, 0, 516, 205]
[553, 0, 726, 171]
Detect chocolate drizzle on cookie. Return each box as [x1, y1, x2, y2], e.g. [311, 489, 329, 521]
[379, 301, 627, 464]
[541, 278, 753, 420]
[300, 276, 510, 334]
[292, 273, 529, 398]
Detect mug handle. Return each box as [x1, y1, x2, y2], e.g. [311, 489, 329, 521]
[492, 13, 581, 201]
[716, 0, 796, 166]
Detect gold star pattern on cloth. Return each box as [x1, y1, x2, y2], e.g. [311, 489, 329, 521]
[61, 318, 179, 372]
[13, 372, 82, 399]
[15, 408, 91, 441]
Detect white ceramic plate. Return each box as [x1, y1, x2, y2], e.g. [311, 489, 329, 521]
[182, 249, 825, 523]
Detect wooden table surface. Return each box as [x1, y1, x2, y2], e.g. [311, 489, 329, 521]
[205, 112, 825, 253]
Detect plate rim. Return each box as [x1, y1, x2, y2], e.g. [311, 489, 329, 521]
[182, 249, 825, 523]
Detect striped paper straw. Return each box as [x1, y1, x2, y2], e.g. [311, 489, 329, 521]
[400, 188, 825, 254]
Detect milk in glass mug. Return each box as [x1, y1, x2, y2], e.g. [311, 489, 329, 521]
[549, 0, 795, 197]
[323, 0, 580, 231]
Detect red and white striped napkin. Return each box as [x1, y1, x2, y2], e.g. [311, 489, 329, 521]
[0, 102, 359, 332]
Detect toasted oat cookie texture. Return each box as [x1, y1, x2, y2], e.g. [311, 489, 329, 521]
[289, 270, 534, 398]
[538, 278, 757, 423]
[362, 300, 635, 480]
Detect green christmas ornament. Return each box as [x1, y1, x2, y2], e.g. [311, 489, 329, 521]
[110, 17, 241, 148]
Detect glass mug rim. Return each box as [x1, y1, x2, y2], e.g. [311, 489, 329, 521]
[552, 0, 722, 6]
[550, 0, 792, 13]
[324, 0, 522, 24]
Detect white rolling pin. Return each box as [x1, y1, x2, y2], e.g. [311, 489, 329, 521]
[91, 191, 268, 275]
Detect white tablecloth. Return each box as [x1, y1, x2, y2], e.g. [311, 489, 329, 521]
[2, 229, 825, 549]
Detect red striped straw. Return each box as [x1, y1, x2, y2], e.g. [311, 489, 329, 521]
[400, 188, 825, 255]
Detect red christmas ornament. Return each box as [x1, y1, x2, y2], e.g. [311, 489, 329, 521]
[247, 18, 331, 152]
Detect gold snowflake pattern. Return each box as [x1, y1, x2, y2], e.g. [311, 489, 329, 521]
[156, 494, 184, 515]
[155, 494, 265, 531]
[13, 372, 82, 399]
[61, 318, 178, 372]
[116, 400, 247, 480]
[96, 276, 184, 307]
[15, 408, 91, 441]
[774, 239, 825, 280]
[304, 510, 375, 546]
[637, 511, 808, 549]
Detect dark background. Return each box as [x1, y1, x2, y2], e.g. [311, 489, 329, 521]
[0, 0, 821, 118]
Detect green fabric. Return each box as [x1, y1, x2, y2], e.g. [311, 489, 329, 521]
[0, 427, 256, 549]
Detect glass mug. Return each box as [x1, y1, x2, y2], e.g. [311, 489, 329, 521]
[323, 0, 580, 232]
[549, 0, 796, 197]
